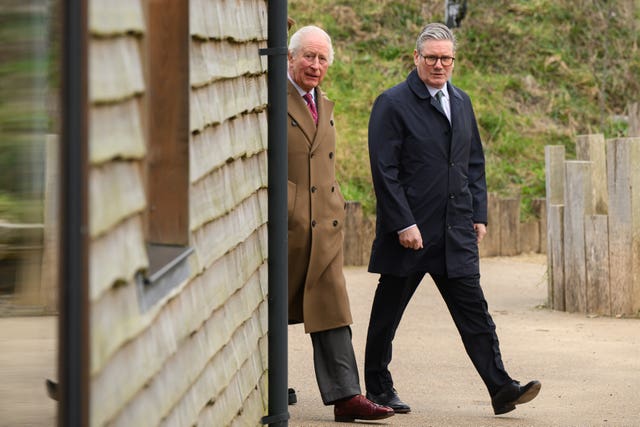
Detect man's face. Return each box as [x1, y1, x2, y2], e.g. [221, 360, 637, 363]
[413, 39, 455, 89]
[288, 33, 330, 92]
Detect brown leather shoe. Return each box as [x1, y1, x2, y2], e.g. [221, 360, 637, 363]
[334, 394, 394, 422]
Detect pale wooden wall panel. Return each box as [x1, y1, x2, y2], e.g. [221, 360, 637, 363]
[89, 215, 147, 301]
[190, 111, 267, 182]
[107, 275, 267, 427]
[190, 0, 267, 41]
[89, 161, 146, 238]
[190, 152, 267, 230]
[90, 37, 145, 103]
[191, 40, 267, 87]
[90, 98, 146, 164]
[91, 229, 266, 378]
[197, 344, 267, 426]
[90, 0, 145, 36]
[190, 75, 268, 133]
[192, 190, 268, 271]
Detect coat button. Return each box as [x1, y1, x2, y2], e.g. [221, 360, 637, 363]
[449, 193, 455, 199]
[311, 186, 317, 193]
[333, 220, 338, 227]
[449, 162, 455, 167]
[311, 220, 317, 227]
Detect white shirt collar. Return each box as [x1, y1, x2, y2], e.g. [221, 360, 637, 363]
[288, 74, 315, 101]
[426, 84, 449, 100]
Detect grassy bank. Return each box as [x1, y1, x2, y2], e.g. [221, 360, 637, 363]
[289, 0, 640, 218]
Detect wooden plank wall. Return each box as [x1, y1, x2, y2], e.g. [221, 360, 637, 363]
[545, 134, 640, 317]
[88, 0, 269, 426]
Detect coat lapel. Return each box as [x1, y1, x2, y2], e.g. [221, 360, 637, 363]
[310, 88, 334, 153]
[287, 81, 316, 146]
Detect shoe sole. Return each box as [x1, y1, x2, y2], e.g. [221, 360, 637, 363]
[494, 382, 542, 415]
[335, 412, 394, 422]
[515, 381, 541, 404]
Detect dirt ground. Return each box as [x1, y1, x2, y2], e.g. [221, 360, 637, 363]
[288, 254, 640, 426]
[1, 254, 639, 426]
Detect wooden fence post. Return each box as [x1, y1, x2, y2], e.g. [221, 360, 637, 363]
[480, 192, 500, 257]
[563, 161, 594, 313]
[548, 204, 565, 310]
[629, 102, 639, 137]
[545, 145, 565, 309]
[607, 137, 640, 315]
[576, 134, 608, 214]
[584, 214, 611, 315]
[499, 196, 520, 256]
[343, 201, 363, 266]
[532, 198, 546, 254]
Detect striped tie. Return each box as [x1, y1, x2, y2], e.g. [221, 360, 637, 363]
[303, 93, 318, 125]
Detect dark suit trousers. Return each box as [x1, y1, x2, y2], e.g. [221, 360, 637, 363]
[364, 272, 513, 396]
[310, 325, 361, 404]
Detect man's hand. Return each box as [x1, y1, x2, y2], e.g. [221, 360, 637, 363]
[398, 225, 423, 250]
[474, 223, 487, 243]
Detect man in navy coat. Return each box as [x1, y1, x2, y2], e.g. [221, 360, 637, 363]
[364, 22, 541, 416]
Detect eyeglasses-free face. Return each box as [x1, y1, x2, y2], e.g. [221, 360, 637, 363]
[413, 39, 455, 89]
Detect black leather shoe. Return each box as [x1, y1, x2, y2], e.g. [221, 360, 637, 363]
[366, 388, 411, 413]
[492, 380, 541, 415]
[288, 388, 297, 405]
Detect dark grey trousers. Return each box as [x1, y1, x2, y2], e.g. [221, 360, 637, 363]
[310, 325, 361, 404]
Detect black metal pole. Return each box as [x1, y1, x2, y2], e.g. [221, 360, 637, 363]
[260, 0, 289, 425]
[59, 0, 89, 425]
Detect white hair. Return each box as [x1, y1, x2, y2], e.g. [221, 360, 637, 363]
[289, 25, 334, 65]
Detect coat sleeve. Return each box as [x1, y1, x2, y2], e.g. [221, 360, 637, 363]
[368, 92, 416, 233]
[466, 101, 488, 225]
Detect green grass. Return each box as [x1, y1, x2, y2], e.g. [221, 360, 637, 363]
[289, 0, 640, 218]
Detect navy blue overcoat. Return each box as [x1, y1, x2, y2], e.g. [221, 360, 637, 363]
[368, 69, 487, 278]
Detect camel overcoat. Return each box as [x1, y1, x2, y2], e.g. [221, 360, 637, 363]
[287, 80, 352, 333]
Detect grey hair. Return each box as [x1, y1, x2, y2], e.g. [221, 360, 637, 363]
[416, 22, 456, 53]
[289, 25, 335, 65]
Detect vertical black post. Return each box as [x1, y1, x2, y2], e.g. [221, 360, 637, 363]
[260, 0, 289, 426]
[59, 0, 89, 425]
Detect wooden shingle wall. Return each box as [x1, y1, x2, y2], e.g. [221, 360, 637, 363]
[88, 0, 269, 425]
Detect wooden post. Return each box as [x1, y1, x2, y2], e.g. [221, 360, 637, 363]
[629, 102, 639, 137]
[548, 204, 565, 310]
[41, 134, 60, 312]
[545, 145, 565, 308]
[607, 137, 640, 315]
[563, 161, 594, 313]
[498, 196, 520, 256]
[532, 198, 546, 254]
[518, 221, 539, 254]
[584, 214, 611, 315]
[361, 215, 375, 267]
[576, 134, 608, 214]
[479, 192, 500, 257]
[343, 201, 363, 266]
